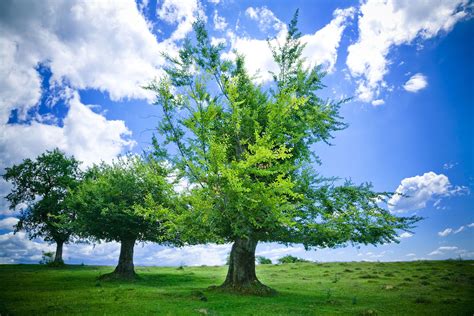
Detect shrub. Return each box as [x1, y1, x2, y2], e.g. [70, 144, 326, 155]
[277, 255, 309, 264]
[256, 256, 272, 264]
[39, 251, 54, 265]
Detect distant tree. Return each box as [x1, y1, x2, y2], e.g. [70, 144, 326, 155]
[69, 155, 179, 279]
[256, 256, 272, 265]
[277, 255, 308, 264]
[146, 12, 420, 294]
[3, 149, 81, 264]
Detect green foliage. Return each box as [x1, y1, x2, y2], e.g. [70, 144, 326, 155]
[256, 256, 272, 265]
[2, 148, 81, 244]
[145, 13, 420, 249]
[39, 251, 54, 265]
[277, 255, 309, 264]
[0, 261, 473, 314]
[69, 155, 180, 245]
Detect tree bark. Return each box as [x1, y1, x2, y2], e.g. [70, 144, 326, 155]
[112, 239, 137, 279]
[54, 240, 64, 264]
[219, 238, 275, 295]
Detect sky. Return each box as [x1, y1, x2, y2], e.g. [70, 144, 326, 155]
[0, 0, 473, 266]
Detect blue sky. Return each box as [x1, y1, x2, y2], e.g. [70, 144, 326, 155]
[0, 0, 473, 266]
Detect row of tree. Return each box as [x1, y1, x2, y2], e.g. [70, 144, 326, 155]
[3, 13, 420, 294]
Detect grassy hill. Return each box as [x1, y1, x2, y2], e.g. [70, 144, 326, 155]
[0, 260, 473, 315]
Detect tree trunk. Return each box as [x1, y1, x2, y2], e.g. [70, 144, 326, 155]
[54, 240, 64, 264]
[219, 238, 275, 295]
[112, 239, 137, 279]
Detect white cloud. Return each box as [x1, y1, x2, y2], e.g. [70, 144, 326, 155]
[0, 92, 134, 169]
[403, 73, 428, 92]
[399, 232, 413, 239]
[371, 99, 385, 106]
[438, 228, 453, 237]
[1, 2, 154, 211]
[438, 223, 473, 237]
[213, 10, 228, 31]
[157, 0, 205, 41]
[346, 0, 469, 102]
[301, 7, 355, 73]
[0, 91, 135, 212]
[406, 253, 416, 257]
[0, 217, 19, 231]
[0, 231, 232, 266]
[211, 37, 227, 46]
[256, 245, 305, 262]
[0, 232, 54, 264]
[428, 246, 458, 256]
[245, 6, 285, 33]
[0, 0, 172, 121]
[225, 7, 354, 83]
[388, 172, 468, 213]
[443, 162, 458, 170]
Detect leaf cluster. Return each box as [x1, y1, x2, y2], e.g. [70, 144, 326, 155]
[2, 148, 81, 243]
[145, 13, 420, 248]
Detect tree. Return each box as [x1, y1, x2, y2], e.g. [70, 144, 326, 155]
[277, 255, 308, 264]
[256, 256, 272, 265]
[145, 12, 421, 294]
[3, 148, 81, 264]
[69, 155, 179, 279]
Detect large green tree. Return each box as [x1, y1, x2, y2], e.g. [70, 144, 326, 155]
[69, 155, 179, 279]
[146, 13, 420, 294]
[3, 148, 81, 264]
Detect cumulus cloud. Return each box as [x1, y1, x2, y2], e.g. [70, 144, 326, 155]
[346, 0, 470, 102]
[157, 0, 205, 41]
[0, 217, 19, 231]
[0, 0, 168, 214]
[0, 231, 232, 266]
[0, 0, 172, 122]
[0, 92, 135, 213]
[0, 92, 135, 169]
[213, 10, 227, 31]
[225, 7, 354, 83]
[245, 6, 285, 33]
[371, 99, 385, 106]
[388, 172, 469, 213]
[398, 232, 413, 239]
[403, 73, 428, 92]
[0, 232, 54, 264]
[301, 7, 355, 73]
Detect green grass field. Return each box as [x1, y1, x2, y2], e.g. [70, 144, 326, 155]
[0, 260, 473, 315]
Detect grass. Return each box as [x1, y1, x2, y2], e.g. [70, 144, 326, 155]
[0, 260, 473, 315]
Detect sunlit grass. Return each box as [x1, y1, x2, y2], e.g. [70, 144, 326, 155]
[0, 260, 473, 315]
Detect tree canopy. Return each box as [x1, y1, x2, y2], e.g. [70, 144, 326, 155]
[69, 155, 179, 278]
[146, 12, 421, 294]
[2, 148, 81, 264]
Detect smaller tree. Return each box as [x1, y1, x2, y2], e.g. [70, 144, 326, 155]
[256, 256, 272, 265]
[70, 155, 179, 279]
[277, 255, 309, 264]
[3, 148, 81, 264]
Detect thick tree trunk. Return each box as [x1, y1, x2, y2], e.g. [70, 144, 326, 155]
[219, 238, 275, 295]
[54, 240, 64, 264]
[112, 239, 137, 279]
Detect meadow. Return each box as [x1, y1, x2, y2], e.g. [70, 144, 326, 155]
[0, 260, 473, 315]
